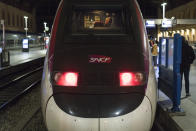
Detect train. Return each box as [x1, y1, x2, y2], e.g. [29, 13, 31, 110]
[41, 0, 157, 130]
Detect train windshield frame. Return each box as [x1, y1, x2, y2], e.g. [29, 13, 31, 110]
[71, 5, 126, 35]
[60, 3, 137, 42]
[66, 4, 131, 39]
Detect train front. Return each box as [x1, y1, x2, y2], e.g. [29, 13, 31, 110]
[41, 0, 157, 131]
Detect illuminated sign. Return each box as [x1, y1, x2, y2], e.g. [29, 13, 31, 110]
[89, 55, 112, 63]
[162, 19, 172, 28]
[22, 39, 29, 49]
[145, 20, 155, 28]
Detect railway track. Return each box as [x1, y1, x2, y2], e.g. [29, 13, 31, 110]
[0, 66, 43, 110]
[21, 107, 41, 130]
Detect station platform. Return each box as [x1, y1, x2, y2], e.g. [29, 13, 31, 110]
[0, 48, 46, 70]
[157, 60, 196, 131]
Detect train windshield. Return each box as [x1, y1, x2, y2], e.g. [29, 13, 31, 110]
[72, 8, 126, 34]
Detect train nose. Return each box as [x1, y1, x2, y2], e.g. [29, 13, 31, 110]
[45, 95, 152, 131]
[51, 93, 145, 118]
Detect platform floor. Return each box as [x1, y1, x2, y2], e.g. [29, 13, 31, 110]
[158, 60, 196, 131]
[0, 48, 46, 70]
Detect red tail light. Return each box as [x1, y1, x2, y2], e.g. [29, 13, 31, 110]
[120, 72, 145, 86]
[54, 72, 78, 87]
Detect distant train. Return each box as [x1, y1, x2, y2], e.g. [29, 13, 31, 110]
[41, 0, 157, 130]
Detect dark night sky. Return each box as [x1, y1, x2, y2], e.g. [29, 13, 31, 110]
[1, 0, 194, 33]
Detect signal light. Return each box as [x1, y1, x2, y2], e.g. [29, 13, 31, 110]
[54, 72, 78, 87]
[120, 72, 145, 86]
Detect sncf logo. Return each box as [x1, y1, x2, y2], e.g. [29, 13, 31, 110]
[89, 55, 112, 63]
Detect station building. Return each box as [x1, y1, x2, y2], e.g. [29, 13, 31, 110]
[158, 0, 196, 44]
[0, 2, 41, 49]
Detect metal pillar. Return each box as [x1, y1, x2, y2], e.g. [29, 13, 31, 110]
[44, 22, 47, 36]
[171, 34, 185, 115]
[24, 16, 28, 38]
[161, 2, 167, 19]
[1, 20, 5, 50]
[0, 20, 10, 67]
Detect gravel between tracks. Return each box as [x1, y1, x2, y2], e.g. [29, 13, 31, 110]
[22, 110, 47, 131]
[0, 85, 46, 131]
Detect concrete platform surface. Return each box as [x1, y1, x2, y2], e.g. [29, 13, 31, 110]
[158, 60, 196, 131]
[9, 48, 46, 66]
[0, 48, 46, 70]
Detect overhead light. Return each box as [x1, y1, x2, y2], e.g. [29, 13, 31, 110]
[171, 16, 175, 20]
[166, 31, 168, 36]
[181, 30, 184, 35]
[161, 2, 167, 6]
[24, 16, 28, 19]
[192, 28, 195, 35]
[186, 29, 190, 35]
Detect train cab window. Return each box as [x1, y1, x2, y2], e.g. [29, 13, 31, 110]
[72, 8, 125, 34]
